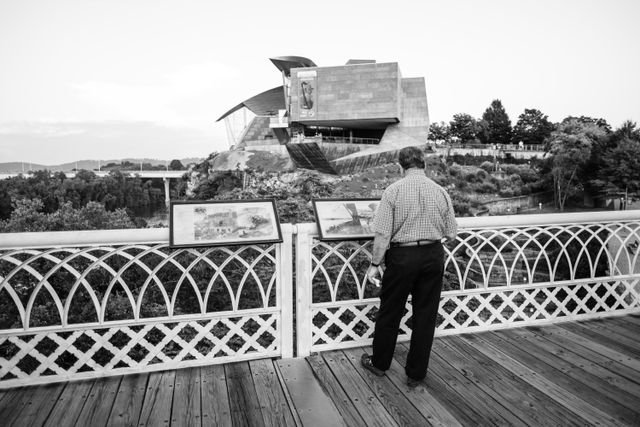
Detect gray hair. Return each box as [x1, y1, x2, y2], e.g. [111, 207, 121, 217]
[398, 146, 425, 170]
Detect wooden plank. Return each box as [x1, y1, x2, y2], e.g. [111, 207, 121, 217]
[321, 350, 397, 427]
[360, 347, 462, 427]
[0, 387, 25, 423]
[560, 321, 640, 358]
[511, 326, 640, 400]
[342, 348, 429, 426]
[106, 373, 148, 427]
[623, 314, 640, 326]
[504, 328, 640, 414]
[539, 323, 640, 385]
[44, 379, 94, 427]
[276, 357, 347, 427]
[541, 324, 640, 372]
[225, 362, 264, 427]
[137, 370, 176, 427]
[171, 367, 201, 427]
[437, 337, 585, 427]
[7, 382, 65, 427]
[200, 364, 232, 427]
[306, 353, 366, 427]
[0, 387, 29, 426]
[461, 332, 622, 426]
[593, 316, 640, 342]
[608, 316, 640, 334]
[249, 359, 297, 427]
[486, 329, 640, 425]
[75, 376, 122, 427]
[416, 346, 521, 426]
[394, 344, 481, 426]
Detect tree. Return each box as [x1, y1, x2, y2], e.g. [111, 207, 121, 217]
[597, 138, 640, 194]
[169, 159, 185, 170]
[561, 116, 612, 134]
[478, 99, 512, 145]
[590, 121, 640, 195]
[547, 119, 607, 210]
[512, 108, 555, 145]
[449, 113, 479, 144]
[428, 121, 450, 143]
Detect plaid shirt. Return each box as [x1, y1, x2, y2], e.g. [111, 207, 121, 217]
[372, 169, 458, 243]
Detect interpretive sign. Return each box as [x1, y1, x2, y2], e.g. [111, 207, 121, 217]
[170, 199, 282, 248]
[313, 198, 380, 240]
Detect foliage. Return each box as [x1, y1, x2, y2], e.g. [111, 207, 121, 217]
[546, 118, 607, 210]
[512, 108, 555, 145]
[428, 121, 450, 143]
[449, 113, 480, 144]
[169, 159, 185, 170]
[478, 99, 512, 145]
[0, 198, 136, 232]
[593, 122, 640, 193]
[0, 169, 166, 221]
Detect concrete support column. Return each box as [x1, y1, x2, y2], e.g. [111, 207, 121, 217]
[163, 178, 170, 208]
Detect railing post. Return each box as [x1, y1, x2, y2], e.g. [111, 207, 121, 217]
[279, 224, 295, 358]
[295, 224, 314, 357]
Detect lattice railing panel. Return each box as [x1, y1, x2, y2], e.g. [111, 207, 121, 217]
[0, 314, 279, 385]
[0, 236, 286, 387]
[303, 215, 640, 353]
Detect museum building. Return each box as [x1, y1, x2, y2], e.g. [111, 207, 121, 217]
[217, 56, 430, 174]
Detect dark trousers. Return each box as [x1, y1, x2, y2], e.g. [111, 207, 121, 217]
[372, 243, 444, 380]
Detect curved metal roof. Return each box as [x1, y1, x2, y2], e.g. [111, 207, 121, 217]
[216, 86, 286, 122]
[269, 56, 317, 76]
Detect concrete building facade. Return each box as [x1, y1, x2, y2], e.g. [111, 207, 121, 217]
[217, 57, 430, 174]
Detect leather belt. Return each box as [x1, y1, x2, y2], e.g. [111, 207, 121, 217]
[390, 239, 439, 248]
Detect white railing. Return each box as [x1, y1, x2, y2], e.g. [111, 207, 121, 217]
[1, 211, 640, 387]
[295, 211, 640, 356]
[0, 226, 294, 388]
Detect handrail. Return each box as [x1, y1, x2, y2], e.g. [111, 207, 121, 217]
[1, 214, 639, 386]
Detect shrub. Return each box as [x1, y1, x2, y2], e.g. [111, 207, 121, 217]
[479, 161, 494, 173]
[498, 188, 515, 198]
[475, 169, 489, 181]
[475, 182, 498, 194]
[448, 164, 463, 177]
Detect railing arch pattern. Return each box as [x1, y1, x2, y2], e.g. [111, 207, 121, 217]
[1, 211, 640, 387]
[0, 227, 294, 388]
[295, 211, 640, 356]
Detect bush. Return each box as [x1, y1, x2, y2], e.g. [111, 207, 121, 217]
[0, 199, 136, 232]
[475, 169, 489, 181]
[498, 188, 516, 198]
[480, 161, 494, 173]
[474, 182, 498, 194]
[449, 164, 463, 177]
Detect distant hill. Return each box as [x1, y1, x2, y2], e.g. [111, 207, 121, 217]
[0, 158, 204, 173]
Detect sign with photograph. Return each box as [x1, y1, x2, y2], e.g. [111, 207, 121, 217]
[170, 199, 282, 248]
[313, 198, 381, 241]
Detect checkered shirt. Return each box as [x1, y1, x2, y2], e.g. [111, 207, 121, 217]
[372, 169, 458, 243]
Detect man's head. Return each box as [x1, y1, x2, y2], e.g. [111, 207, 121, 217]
[398, 146, 425, 170]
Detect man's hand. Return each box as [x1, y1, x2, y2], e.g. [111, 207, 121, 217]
[366, 265, 382, 287]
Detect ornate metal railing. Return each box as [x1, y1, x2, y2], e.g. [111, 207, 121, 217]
[2, 211, 640, 386]
[0, 227, 294, 388]
[295, 211, 640, 355]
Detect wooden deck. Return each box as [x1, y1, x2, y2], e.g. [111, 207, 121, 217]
[1, 315, 639, 426]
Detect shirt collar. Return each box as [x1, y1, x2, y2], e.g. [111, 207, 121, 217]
[405, 168, 425, 177]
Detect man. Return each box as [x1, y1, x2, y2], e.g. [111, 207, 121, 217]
[361, 146, 458, 387]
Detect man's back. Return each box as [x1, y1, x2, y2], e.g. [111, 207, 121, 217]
[373, 169, 457, 243]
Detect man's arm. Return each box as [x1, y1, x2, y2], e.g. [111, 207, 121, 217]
[442, 191, 458, 243]
[366, 232, 391, 285]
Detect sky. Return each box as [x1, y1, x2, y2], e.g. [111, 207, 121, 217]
[1, 0, 639, 165]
